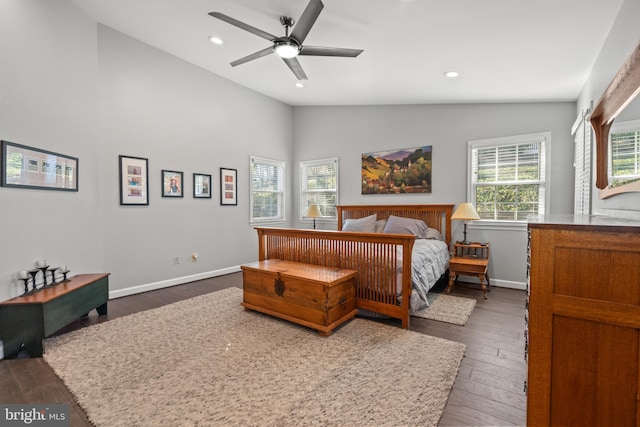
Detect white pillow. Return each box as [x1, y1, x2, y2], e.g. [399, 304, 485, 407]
[374, 219, 388, 233]
[383, 215, 429, 239]
[342, 214, 377, 232]
[425, 228, 443, 240]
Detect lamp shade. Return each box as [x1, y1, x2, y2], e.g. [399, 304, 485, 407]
[451, 203, 480, 221]
[305, 204, 321, 218]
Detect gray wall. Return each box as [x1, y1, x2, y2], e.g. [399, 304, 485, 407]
[0, 0, 103, 302]
[292, 103, 576, 288]
[97, 26, 292, 297]
[577, 0, 640, 216]
[0, 0, 292, 302]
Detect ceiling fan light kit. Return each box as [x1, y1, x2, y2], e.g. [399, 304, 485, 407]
[274, 40, 300, 59]
[209, 0, 363, 81]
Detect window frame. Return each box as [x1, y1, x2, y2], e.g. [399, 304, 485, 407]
[299, 157, 339, 222]
[249, 155, 286, 224]
[467, 132, 551, 229]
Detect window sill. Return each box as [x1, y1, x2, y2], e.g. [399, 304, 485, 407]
[250, 219, 287, 226]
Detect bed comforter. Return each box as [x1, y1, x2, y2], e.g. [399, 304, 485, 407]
[399, 239, 450, 312]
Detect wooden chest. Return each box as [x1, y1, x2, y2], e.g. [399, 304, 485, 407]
[240, 259, 358, 336]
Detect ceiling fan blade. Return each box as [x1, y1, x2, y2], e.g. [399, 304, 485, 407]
[230, 47, 274, 67]
[290, 0, 323, 44]
[299, 46, 363, 57]
[283, 57, 308, 80]
[209, 12, 277, 41]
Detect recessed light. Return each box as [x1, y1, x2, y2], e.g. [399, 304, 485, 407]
[209, 36, 223, 45]
[295, 82, 304, 88]
[445, 71, 459, 78]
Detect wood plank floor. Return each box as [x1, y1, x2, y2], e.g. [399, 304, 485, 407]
[0, 273, 527, 426]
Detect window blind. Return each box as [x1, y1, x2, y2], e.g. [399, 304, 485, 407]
[300, 158, 338, 220]
[471, 135, 546, 221]
[572, 109, 591, 215]
[250, 156, 285, 222]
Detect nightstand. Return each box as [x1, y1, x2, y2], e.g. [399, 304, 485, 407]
[447, 242, 490, 299]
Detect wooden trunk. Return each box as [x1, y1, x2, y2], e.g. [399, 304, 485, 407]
[527, 215, 640, 426]
[241, 259, 358, 336]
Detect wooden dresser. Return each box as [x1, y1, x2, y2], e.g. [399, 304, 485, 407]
[527, 215, 640, 426]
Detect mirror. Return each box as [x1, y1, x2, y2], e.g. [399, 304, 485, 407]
[600, 95, 640, 198]
[591, 40, 640, 198]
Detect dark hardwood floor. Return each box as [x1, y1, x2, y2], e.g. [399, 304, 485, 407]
[0, 273, 527, 426]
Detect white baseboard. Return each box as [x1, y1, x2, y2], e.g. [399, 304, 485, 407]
[457, 277, 526, 291]
[109, 266, 242, 299]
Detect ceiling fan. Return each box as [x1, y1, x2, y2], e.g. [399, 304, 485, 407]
[208, 0, 363, 80]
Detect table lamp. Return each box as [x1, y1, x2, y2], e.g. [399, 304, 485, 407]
[305, 204, 322, 229]
[451, 202, 480, 244]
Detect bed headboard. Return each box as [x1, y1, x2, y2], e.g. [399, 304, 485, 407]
[336, 204, 454, 245]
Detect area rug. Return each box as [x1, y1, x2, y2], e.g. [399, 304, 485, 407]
[44, 287, 465, 427]
[411, 293, 477, 326]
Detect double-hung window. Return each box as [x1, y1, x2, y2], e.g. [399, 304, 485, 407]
[250, 156, 285, 223]
[609, 119, 640, 188]
[300, 158, 338, 221]
[469, 132, 549, 222]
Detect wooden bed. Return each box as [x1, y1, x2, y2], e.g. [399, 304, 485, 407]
[255, 204, 453, 329]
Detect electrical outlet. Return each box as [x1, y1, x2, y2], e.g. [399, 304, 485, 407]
[191, 253, 198, 262]
[173, 256, 179, 265]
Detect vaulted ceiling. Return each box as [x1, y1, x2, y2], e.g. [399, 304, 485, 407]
[69, 0, 624, 106]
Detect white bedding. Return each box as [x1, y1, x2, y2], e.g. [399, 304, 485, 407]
[397, 239, 450, 312]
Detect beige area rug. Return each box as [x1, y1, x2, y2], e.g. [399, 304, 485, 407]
[44, 287, 466, 427]
[412, 293, 477, 326]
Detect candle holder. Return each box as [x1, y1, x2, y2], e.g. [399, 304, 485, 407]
[39, 266, 50, 287]
[48, 267, 59, 285]
[59, 269, 70, 282]
[20, 278, 30, 294]
[28, 269, 39, 292]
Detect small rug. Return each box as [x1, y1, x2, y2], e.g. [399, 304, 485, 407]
[44, 287, 466, 427]
[412, 293, 477, 326]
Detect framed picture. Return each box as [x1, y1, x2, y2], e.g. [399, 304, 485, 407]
[193, 173, 212, 198]
[119, 155, 149, 205]
[361, 145, 432, 194]
[1, 140, 78, 191]
[220, 168, 237, 205]
[162, 170, 183, 198]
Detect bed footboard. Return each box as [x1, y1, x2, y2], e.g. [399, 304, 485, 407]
[255, 228, 416, 328]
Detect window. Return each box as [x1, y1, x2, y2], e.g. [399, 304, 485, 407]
[609, 119, 640, 188]
[250, 156, 285, 223]
[469, 132, 549, 221]
[572, 109, 591, 215]
[300, 158, 338, 220]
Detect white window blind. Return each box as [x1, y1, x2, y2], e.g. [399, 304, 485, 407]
[250, 156, 285, 223]
[300, 158, 338, 220]
[572, 109, 591, 215]
[609, 119, 640, 188]
[469, 133, 549, 221]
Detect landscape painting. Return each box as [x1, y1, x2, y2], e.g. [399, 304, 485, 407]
[362, 145, 432, 194]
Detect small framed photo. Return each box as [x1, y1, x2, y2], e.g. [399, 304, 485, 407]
[162, 170, 183, 198]
[193, 173, 212, 199]
[2, 140, 78, 191]
[119, 155, 149, 205]
[220, 167, 237, 206]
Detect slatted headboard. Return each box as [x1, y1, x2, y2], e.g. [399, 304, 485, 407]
[337, 204, 454, 245]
